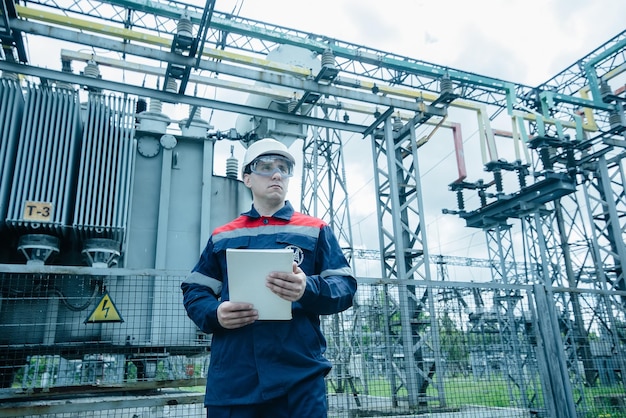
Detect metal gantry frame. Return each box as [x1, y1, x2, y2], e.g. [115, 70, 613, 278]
[301, 105, 354, 256]
[586, 154, 626, 297]
[483, 224, 541, 409]
[364, 111, 447, 408]
[582, 154, 626, 386]
[300, 104, 359, 399]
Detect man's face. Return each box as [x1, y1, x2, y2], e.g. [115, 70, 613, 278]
[243, 155, 293, 204]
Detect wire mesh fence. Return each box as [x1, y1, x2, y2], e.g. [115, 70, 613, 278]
[0, 266, 624, 417]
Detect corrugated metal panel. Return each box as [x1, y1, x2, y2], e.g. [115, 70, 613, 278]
[5, 84, 82, 235]
[73, 93, 136, 243]
[0, 79, 24, 226]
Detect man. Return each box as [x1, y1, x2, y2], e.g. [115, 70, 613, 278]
[181, 138, 357, 418]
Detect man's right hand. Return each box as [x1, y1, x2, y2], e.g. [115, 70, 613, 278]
[217, 301, 258, 329]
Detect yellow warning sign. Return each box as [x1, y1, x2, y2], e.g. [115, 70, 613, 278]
[84, 292, 124, 323]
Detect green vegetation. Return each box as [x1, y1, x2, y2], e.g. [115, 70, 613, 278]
[334, 375, 517, 407]
[427, 376, 520, 408]
[329, 374, 626, 417]
[582, 384, 626, 418]
[328, 377, 408, 398]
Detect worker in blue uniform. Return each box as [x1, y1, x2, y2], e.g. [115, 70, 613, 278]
[181, 138, 357, 418]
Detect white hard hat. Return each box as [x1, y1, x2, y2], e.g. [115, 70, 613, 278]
[241, 138, 295, 176]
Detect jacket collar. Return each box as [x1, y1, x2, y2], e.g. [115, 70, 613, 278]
[243, 200, 294, 221]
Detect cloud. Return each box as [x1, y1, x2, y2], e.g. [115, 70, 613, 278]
[424, 32, 438, 45]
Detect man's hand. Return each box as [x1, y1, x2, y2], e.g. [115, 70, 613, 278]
[217, 301, 258, 329]
[266, 262, 306, 302]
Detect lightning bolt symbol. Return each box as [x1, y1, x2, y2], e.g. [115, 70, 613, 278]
[101, 299, 110, 318]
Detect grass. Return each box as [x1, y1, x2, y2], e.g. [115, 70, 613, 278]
[430, 375, 523, 408]
[332, 374, 626, 417]
[581, 384, 626, 418]
[330, 375, 515, 407]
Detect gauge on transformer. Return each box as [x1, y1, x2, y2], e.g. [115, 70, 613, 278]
[137, 136, 161, 158]
[160, 134, 177, 150]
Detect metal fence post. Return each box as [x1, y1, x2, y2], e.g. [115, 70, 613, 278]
[533, 283, 578, 418]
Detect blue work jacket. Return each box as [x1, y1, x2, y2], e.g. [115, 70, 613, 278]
[181, 201, 357, 405]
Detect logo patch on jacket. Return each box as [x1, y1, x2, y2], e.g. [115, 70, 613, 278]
[286, 245, 304, 266]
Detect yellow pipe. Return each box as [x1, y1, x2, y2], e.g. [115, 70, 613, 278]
[62, 49, 458, 131]
[60, 49, 294, 100]
[16, 5, 313, 77]
[17, 5, 168, 46]
[577, 87, 600, 132]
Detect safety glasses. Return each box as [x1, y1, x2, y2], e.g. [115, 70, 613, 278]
[249, 155, 294, 177]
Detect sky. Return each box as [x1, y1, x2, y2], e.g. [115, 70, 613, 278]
[17, 0, 626, 280]
[204, 0, 626, 279]
[220, 0, 625, 86]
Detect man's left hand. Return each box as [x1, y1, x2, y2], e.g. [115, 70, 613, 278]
[266, 262, 306, 302]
